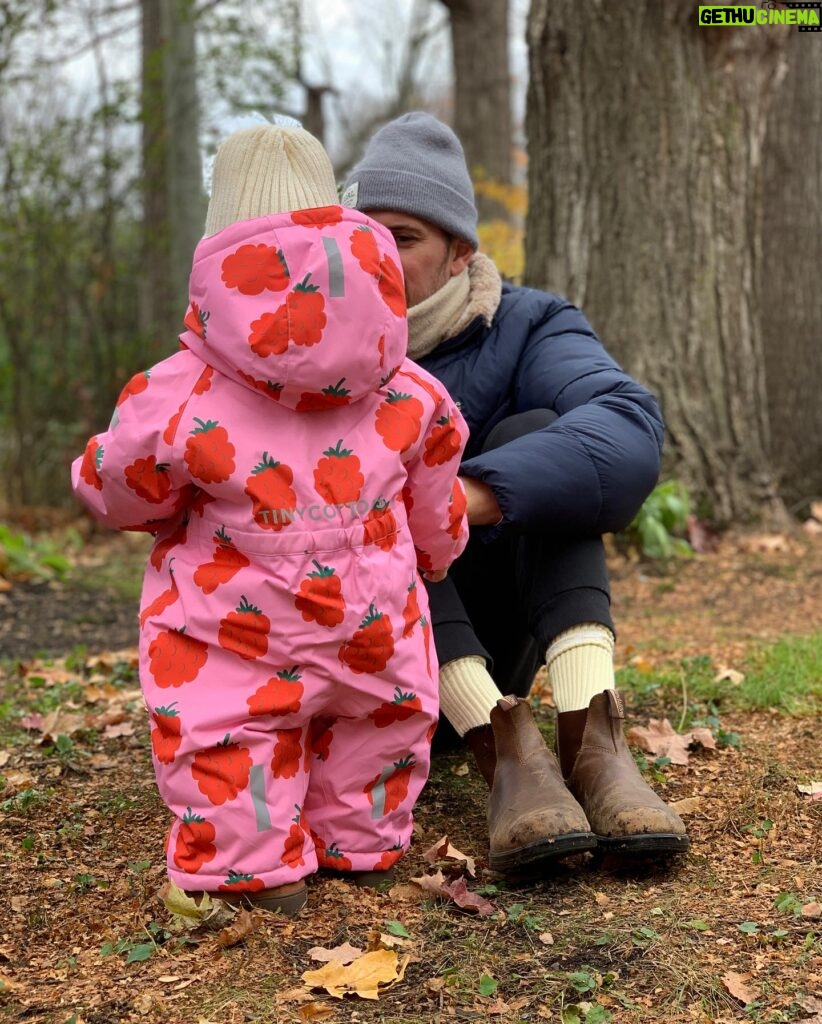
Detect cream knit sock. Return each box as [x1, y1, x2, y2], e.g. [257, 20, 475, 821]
[438, 656, 502, 736]
[545, 623, 616, 713]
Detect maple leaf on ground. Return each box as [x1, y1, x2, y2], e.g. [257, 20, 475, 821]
[301, 948, 408, 1000]
[627, 718, 717, 766]
[308, 942, 363, 965]
[441, 877, 497, 916]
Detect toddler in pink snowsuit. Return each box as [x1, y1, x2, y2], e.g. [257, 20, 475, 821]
[71, 123, 469, 914]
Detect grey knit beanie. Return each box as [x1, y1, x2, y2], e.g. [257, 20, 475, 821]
[341, 112, 478, 250]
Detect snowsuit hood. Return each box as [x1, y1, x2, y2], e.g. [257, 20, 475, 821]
[182, 206, 408, 411]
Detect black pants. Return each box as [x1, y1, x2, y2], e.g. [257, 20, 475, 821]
[427, 410, 614, 745]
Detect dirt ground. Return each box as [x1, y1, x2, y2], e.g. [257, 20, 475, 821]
[0, 527, 820, 1024]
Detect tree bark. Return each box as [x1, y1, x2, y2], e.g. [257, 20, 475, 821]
[439, 0, 512, 218]
[761, 32, 822, 513]
[524, 0, 789, 524]
[140, 0, 203, 361]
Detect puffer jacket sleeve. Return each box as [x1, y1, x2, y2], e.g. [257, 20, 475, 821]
[460, 298, 664, 537]
[400, 378, 470, 573]
[71, 351, 204, 531]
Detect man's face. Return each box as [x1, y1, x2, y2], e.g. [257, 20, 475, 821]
[367, 211, 472, 308]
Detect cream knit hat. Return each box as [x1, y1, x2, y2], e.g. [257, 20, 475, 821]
[204, 124, 339, 237]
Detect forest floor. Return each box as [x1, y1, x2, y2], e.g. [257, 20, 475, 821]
[0, 524, 820, 1024]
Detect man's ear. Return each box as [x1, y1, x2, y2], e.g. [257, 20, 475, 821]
[449, 238, 473, 277]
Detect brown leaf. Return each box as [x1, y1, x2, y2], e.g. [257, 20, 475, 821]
[441, 876, 497, 916]
[308, 942, 364, 965]
[102, 722, 135, 739]
[422, 835, 476, 876]
[410, 869, 448, 894]
[714, 666, 745, 685]
[38, 709, 87, 741]
[722, 971, 756, 1004]
[689, 727, 717, 751]
[217, 907, 257, 947]
[297, 1004, 336, 1022]
[627, 718, 691, 765]
[810, 500, 822, 522]
[687, 515, 721, 553]
[801, 901, 822, 919]
[797, 781, 822, 802]
[670, 797, 704, 816]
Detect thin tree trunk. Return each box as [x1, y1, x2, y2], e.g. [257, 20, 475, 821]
[525, 0, 789, 524]
[440, 0, 512, 219]
[761, 33, 822, 513]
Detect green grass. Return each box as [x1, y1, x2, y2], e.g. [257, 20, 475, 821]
[618, 633, 822, 717]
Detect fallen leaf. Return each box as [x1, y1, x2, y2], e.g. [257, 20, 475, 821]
[160, 881, 236, 931]
[410, 869, 448, 894]
[627, 718, 691, 765]
[0, 751, 10, 768]
[689, 727, 717, 751]
[38, 709, 87, 741]
[722, 971, 756, 1005]
[687, 515, 721, 553]
[594, 892, 609, 906]
[102, 722, 135, 739]
[217, 907, 257, 947]
[714, 666, 745, 685]
[297, 1004, 336, 1022]
[1, 769, 36, 793]
[797, 781, 822, 802]
[441, 876, 497, 916]
[422, 835, 476, 876]
[739, 533, 791, 553]
[670, 797, 704, 815]
[802, 518, 822, 536]
[308, 942, 364, 965]
[451, 762, 470, 776]
[801, 901, 822, 919]
[538, 932, 554, 945]
[810, 500, 822, 521]
[302, 948, 407, 1000]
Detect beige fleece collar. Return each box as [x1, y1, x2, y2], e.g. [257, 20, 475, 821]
[407, 252, 502, 360]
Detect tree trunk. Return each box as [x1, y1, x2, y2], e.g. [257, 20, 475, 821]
[140, 0, 202, 361]
[439, 0, 512, 219]
[524, 0, 789, 524]
[761, 33, 822, 514]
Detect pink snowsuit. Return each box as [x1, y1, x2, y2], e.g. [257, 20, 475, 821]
[71, 206, 469, 892]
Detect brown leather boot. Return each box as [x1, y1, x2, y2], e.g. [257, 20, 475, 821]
[464, 723, 496, 788]
[560, 690, 690, 854]
[487, 696, 597, 876]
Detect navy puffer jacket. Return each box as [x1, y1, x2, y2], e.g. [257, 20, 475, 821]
[418, 281, 664, 539]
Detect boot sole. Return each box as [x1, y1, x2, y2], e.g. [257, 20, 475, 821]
[596, 833, 690, 855]
[220, 884, 307, 916]
[489, 832, 598, 875]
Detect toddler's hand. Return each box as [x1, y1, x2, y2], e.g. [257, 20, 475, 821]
[422, 568, 448, 583]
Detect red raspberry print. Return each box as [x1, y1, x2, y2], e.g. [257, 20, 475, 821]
[313, 439, 363, 505]
[221, 243, 290, 295]
[372, 844, 404, 872]
[368, 687, 423, 728]
[291, 206, 343, 228]
[397, 367, 443, 404]
[248, 307, 290, 357]
[421, 615, 433, 678]
[140, 564, 179, 626]
[148, 627, 208, 688]
[350, 225, 381, 276]
[192, 733, 252, 805]
[163, 402, 186, 445]
[218, 870, 265, 893]
[270, 728, 303, 779]
[193, 526, 250, 595]
[247, 666, 304, 716]
[307, 718, 335, 764]
[447, 480, 467, 540]
[183, 302, 209, 339]
[124, 455, 171, 504]
[294, 561, 346, 627]
[184, 418, 236, 484]
[244, 453, 297, 530]
[218, 595, 270, 660]
[288, 274, 326, 347]
[316, 841, 352, 872]
[375, 389, 424, 453]
[236, 370, 284, 399]
[173, 807, 216, 873]
[338, 602, 395, 675]
[151, 702, 182, 763]
[149, 520, 187, 571]
[296, 378, 352, 412]
[401, 577, 422, 638]
[193, 366, 214, 395]
[116, 370, 150, 407]
[423, 413, 462, 466]
[363, 498, 398, 552]
[378, 253, 406, 317]
[79, 437, 103, 491]
[282, 804, 308, 869]
[364, 756, 416, 815]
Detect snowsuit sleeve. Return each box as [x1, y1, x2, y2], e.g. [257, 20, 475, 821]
[401, 381, 470, 574]
[459, 298, 664, 538]
[71, 351, 204, 531]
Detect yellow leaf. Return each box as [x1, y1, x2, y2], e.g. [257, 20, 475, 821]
[302, 948, 407, 1000]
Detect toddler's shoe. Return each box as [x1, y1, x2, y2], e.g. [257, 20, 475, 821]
[190, 880, 307, 916]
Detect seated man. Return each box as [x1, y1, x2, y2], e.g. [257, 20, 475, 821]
[342, 112, 688, 878]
